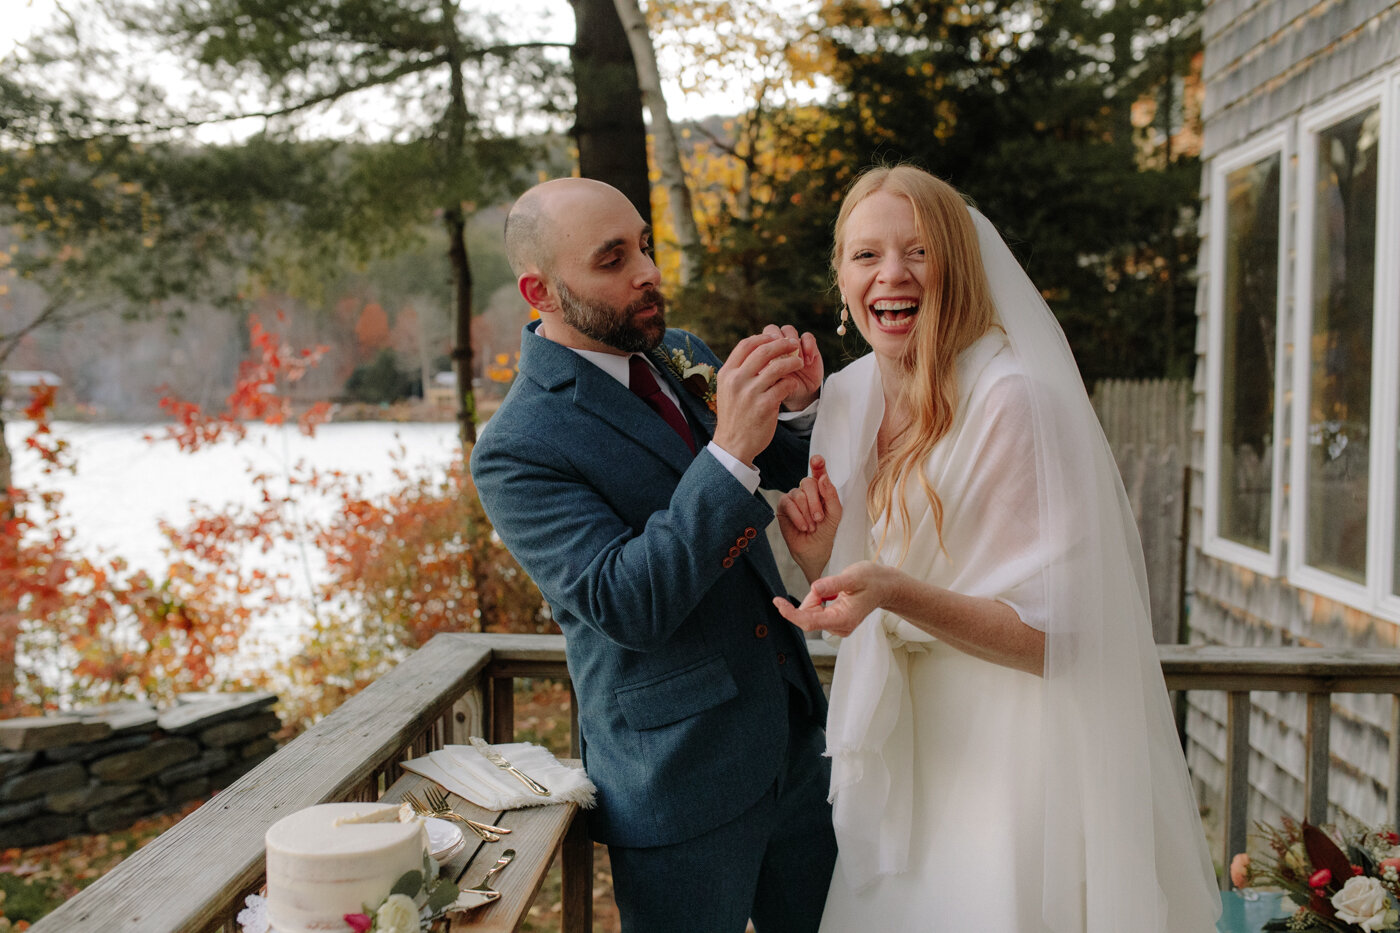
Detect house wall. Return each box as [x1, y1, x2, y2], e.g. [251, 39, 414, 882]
[1188, 0, 1400, 831]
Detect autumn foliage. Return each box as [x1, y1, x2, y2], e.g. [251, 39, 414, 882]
[0, 314, 547, 727]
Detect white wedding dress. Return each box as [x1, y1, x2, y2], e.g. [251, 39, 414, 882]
[812, 212, 1221, 933]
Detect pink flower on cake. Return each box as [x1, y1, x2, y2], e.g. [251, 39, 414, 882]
[344, 914, 373, 933]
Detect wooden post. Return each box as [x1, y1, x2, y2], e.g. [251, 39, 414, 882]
[1224, 691, 1252, 887]
[561, 809, 593, 932]
[1390, 696, 1400, 827]
[1174, 464, 1193, 748]
[491, 675, 515, 743]
[569, 682, 582, 759]
[451, 689, 484, 745]
[1305, 692, 1332, 826]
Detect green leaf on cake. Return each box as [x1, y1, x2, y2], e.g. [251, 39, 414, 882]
[426, 880, 459, 913]
[390, 869, 423, 898]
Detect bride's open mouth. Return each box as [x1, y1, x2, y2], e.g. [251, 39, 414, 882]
[871, 298, 918, 332]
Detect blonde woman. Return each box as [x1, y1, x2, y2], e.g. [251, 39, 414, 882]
[775, 165, 1220, 932]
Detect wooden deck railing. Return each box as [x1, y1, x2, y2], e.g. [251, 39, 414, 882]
[29, 635, 1400, 931]
[1159, 644, 1400, 883]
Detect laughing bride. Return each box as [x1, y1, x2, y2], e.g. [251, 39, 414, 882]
[774, 164, 1221, 933]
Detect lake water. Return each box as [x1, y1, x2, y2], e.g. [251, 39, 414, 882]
[10, 419, 464, 666]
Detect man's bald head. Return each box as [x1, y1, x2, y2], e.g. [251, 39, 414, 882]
[504, 177, 633, 278]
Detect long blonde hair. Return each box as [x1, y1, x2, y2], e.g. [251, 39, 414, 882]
[831, 166, 999, 557]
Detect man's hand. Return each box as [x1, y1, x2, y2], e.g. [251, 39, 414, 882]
[711, 333, 806, 466]
[762, 324, 822, 411]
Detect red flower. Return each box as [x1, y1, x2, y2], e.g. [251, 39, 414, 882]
[1352, 864, 1364, 875]
[1382, 832, 1399, 845]
[344, 914, 373, 933]
[1308, 868, 1332, 888]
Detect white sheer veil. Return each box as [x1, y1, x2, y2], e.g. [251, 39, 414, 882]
[973, 208, 1219, 931]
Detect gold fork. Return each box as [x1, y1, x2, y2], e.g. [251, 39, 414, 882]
[421, 784, 512, 836]
[403, 791, 504, 843]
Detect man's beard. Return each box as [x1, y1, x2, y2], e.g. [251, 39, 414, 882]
[556, 280, 666, 354]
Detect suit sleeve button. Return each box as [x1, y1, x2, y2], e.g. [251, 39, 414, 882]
[728, 545, 742, 558]
[722, 557, 735, 568]
[744, 527, 758, 539]
[755, 624, 768, 638]
[737, 536, 750, 549]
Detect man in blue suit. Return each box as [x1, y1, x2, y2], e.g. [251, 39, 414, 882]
[470, 178, 837, 932]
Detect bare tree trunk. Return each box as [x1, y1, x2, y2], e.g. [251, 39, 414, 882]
[611, 0, 701, 285]
[0, 382, 19, 716]
[440, 0, 479, 453]
[445, 206, 477, 449]
[569, 0, 652, 223]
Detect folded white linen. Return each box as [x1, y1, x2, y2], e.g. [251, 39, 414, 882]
[401, 740, 596, 811]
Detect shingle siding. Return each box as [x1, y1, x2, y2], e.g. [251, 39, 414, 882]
[1190, 0, 1400, 832]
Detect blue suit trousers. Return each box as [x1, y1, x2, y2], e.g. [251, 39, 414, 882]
[608, 688, 837, 933]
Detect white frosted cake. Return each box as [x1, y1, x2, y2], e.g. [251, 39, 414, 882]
[265, 802, 428, 933]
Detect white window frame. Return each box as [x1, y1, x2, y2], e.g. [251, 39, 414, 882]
[1202, 130, 1290, 575]
[1375, 70, 1400, 618]
[1287, 74, 1398, 618]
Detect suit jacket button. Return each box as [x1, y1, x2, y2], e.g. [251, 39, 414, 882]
[755, 624, 768, 638]
[722, 557, 735, 568]
[777, 652, 787, 665]
[744, 527, 758, 539]
[728, 545, 741, 558]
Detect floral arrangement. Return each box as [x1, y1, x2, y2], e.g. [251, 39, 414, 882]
[344, 850, 460, 933]
[658, 340, 717, 414]
[1231, 817, 1400, 931]
[237, 850, 460, 933]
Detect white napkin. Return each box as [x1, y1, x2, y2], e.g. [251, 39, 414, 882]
[401, 740, 596, 811]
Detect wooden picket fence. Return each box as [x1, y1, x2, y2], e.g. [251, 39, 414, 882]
[1091, 378, 1193, 645]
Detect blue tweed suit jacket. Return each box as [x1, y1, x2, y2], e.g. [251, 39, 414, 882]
[470, 322, 827, 848]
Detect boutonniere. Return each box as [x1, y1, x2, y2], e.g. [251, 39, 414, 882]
[658, 340, 717, 414]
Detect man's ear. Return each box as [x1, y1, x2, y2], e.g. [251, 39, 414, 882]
[519, 273, 554, 313]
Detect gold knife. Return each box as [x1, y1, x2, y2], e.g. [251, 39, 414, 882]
[470, 737, 551, 796]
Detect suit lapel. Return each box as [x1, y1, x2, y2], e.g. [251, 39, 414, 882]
[518, 322, 696, 472]
[573, 364, 697, 471]
[647, 345, 716, 445]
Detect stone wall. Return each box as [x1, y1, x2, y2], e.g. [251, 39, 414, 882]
[0, 693, 280, 847]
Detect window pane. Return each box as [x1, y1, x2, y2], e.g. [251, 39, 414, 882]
[1304, 106, 1380, 582]
[1217, 154, 1280, 550]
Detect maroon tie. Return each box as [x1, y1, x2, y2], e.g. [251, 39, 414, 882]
[628, 355, 697, 453]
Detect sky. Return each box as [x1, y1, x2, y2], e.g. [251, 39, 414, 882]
[1, 0, 761, 134]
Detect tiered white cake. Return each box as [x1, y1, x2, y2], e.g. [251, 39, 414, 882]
[265, 802, 428, 933]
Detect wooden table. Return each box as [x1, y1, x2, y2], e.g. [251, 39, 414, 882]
[381, 767, 592, 932]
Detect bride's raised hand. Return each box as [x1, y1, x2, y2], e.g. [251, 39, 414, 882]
[772, 560, 892, 637]
[776, 455, 842, 583]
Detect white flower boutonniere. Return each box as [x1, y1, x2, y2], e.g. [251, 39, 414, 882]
[659, 339, 717, 414]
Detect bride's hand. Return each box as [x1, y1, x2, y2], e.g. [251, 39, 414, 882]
[776, 455, 842, 583]
[772, 560, 891, 637]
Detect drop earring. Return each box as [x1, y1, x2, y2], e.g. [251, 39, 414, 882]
[837, 300, 849, 336]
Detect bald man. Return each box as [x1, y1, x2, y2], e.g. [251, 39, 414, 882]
[470, 178, 837, 932]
